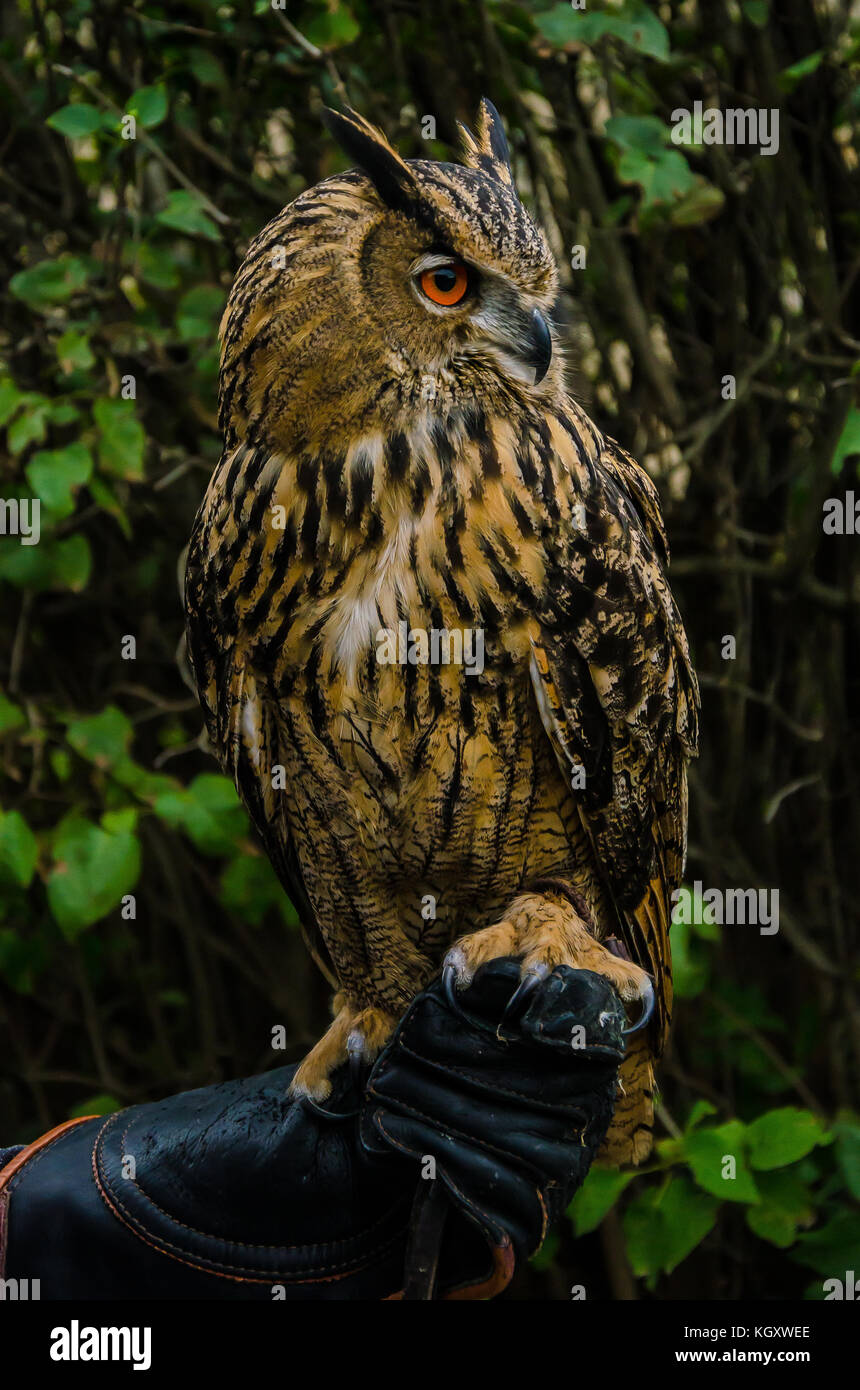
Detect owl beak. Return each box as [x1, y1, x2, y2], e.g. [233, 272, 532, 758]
[526, 308, 552, 384]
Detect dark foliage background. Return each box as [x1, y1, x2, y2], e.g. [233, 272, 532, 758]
[1, 0, 858, 1299]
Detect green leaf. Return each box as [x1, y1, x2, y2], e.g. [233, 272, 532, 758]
[745, 1170, 815, 1248]
[742, 0, 768, 25]
[670, 917, 710, 998]
[175, 284, 226, 341]
[623, 1175, 720, 1280]
[790, 1214, 860, 1276]
[25, 442, 93, 521]
[220, 854, 298, 927]
[132, 241, 181, 289]
[683, 1121, 760, 1203]
[9, 255, 90, 310]
[47, 815, 140, 938]
[51, 534, 92, 591]
[101, 806, 139, 835]
[66, 706, 134, 768]
[0, 534, 92, 593]
[0, 378, 28, 427]
[68, 1092, 123, 1118]
[535, 2, 669, 61]
[188, 48, 226, 88]
[779, 51, 824, 92]
[0, 809, 39, 888]
[0, 694, 26, 734]
[56, 329, 95, 373]
[46, 102, 103, 138]
[304, 7, 360, 49]
[567, 1164, 634, 1236]
[746, 1108, 828, 1170]
[156, 190, 221, 242]
[154, 773, 248, 855]
[830, 406, 860, 476]
[94, 398, 145, 480]
[128, 84, 168, 129]
[8, 402, 50, 453]
[605, 114, 669, 156]
[686, 1099, 718, 1129]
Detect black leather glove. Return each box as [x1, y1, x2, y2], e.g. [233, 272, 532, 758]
[0, 960, 624, 1300]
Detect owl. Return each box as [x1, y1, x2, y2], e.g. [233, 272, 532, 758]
[184, 100, 699, 1165]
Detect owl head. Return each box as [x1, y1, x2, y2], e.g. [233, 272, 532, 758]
[219, 100, 561, 452]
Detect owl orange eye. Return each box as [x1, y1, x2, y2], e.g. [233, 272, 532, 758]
[419, 263, 469, 306]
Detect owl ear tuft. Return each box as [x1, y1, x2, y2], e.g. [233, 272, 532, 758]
[322, 106, 420, 214]
[459, 97, 514, 189]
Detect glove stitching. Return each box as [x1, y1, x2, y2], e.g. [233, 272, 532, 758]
[95, 1113, 409, 1256]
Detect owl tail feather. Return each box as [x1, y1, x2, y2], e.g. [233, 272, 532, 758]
[596, 1031, 655, 1166]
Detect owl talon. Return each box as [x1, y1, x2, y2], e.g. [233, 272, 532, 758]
[622, 977, 655, 1036]
[442, 961, 461, 1012]
[345, 1039, 366, 1089]
[501, 963, 547, 1026]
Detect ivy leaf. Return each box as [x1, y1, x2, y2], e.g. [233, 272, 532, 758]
[305, 7, 360, 49]
[156, 190, 221, 242]
[8, 401, 50, 453]
[779, 51, 824, 93]
[623, 1175, 720, 1281]
[790, 1214, 860, 1277]
[535, 2, 669, 61]
[25, 443, 93, 521]
[686, 1099, 718, 1130]
[746, 1170, 815, 1248]
[56, 329, 95, 374]
[830, 406, 860, 476]
[127, 84, 168, 129]
[746, 1108, 829, 1170]
[0, 809, 39, 888]
[46, 102, 103, 138]
[567, 1164, 634, 1236]
[683, 1120, 760, 1203]
[66, 706, 134, 768]
[94, 398, 145, 480]
[176, 284, 227, 341]
[154, 773, 248, 855]
[0, 378, 29, 427]
[47, 815, 141, 938]
[0, 534, 92, 593]
[9, 255, 91, 310]
[0, 694, 26, 734]
[220, 854, 298, 927]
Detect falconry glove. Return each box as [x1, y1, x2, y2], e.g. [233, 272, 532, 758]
[0, 960, 623, 1300]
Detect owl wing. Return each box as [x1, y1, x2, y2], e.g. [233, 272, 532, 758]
[184, 472, 337, 987]
[528, 429, 699, 1051]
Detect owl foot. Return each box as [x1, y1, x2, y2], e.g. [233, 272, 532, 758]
[289, 998, 397, 1102]
[442, 886, 654, 1035]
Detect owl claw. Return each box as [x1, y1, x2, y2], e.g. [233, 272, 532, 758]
[501, 963, 548, 1026]
[622, 977, 655, 1036]
[442, 961, 463, 1012]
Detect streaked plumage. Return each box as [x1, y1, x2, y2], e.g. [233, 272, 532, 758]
[184, 102, 699, 1163]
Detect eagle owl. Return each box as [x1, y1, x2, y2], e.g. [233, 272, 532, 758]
[184, 101, 699, 1165]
